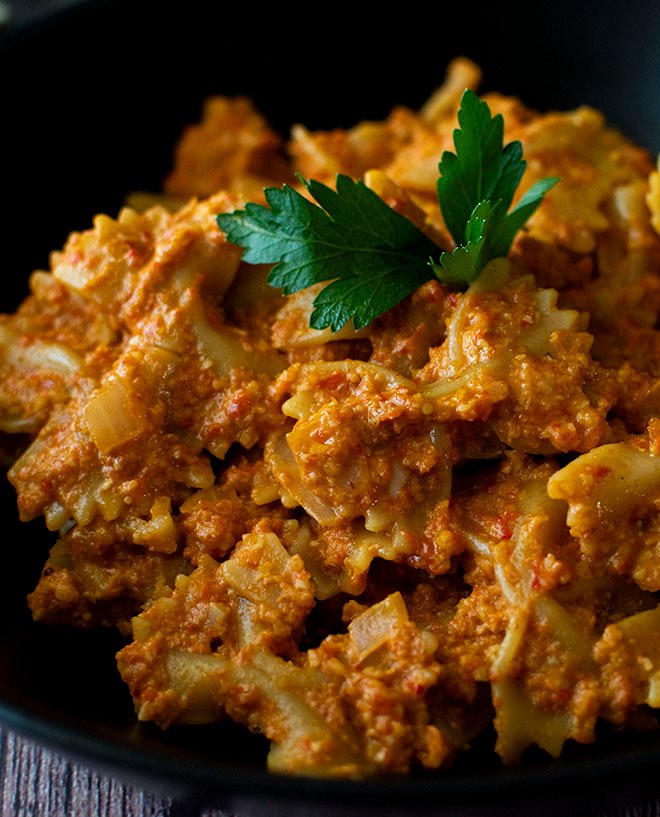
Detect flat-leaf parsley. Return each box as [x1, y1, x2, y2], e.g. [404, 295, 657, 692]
[217, 89, 559, 331]
[217, 175, 438, 332]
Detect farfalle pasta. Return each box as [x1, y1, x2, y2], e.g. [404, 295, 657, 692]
[2, 57, 660, 778]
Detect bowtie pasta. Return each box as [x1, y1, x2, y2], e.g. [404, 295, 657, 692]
[3, 57, 660, 778]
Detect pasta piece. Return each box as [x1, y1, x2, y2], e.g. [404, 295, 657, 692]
[606, 362, 660, 436]
[566, 179, 660, 332]
[596, 605, 660, 716]
[492, 594, 601, 763]
[117, 533, 316, 722]
[83, 368, 163, 455]
[547, 429, 660, 591]
[0, 270, 119, 435]
[0, 323, 82, 377]
[28, 519, 190, 631]
[438, 452, 606, 761]
[52, 206, 169, 309]
[418, 264, 615, 454]
[419, 57, 482, 125]
[8, 345, 215, 529]
[502, 105, 653, 256]
[0, 323, 82, 434]
[12, 269, 118, 352]
[288, 512, 463, 600]
[129, 496, 179, 554]
[364, 278, 450, 378]
[270, 285, 368, 351]
[266, 360, 456, 586]
[190, 299, 285, 379]
[119, 548, 447, 778]
[164, 96, 292, 200]
[349, 591, 410, 660]
[179, 457, 291, 564]
[648, 157, 660, 237]
[289, 107, 427, 190]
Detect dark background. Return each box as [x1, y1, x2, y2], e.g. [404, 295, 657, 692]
[1, 0, 659, 304]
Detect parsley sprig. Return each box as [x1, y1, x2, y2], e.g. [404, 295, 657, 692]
[217, 175, 439, 331]
[433, 92, 558, 283]
[217, 90, 558, 331]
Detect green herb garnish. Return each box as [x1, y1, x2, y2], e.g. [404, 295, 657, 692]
[216, 175, 438, 331]
[433, 91, 559, 283]
[217, 90, 558, 331]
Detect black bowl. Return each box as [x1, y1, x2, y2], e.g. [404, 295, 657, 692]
[1, 2, 660, 814]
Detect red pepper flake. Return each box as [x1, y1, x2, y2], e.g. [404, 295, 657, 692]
[226, 390, 251, 419]
[318, 372, 348, 391]
[495, 515, 513, 540]
[555, 688, 572, 706]
[125, 242, 144, 264]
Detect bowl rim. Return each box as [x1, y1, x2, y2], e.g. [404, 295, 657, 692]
[3, 688, 660, 812]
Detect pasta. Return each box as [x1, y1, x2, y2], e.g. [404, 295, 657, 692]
[3, 56, 660, 778]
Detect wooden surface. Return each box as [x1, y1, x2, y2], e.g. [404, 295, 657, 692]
[0, 726, 221, 817]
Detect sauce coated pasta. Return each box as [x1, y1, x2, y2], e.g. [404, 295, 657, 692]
[3, 57, 660, 778]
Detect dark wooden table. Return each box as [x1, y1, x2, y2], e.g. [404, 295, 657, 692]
[0, 725, 230, 817]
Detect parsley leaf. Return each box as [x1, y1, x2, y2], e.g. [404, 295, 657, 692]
[216, 89, 559, 331]
[432, 200, 495, 284]
[437, 91, 523, 245]
[434, 89, 558, 284]
[217, 174, 439, 331]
